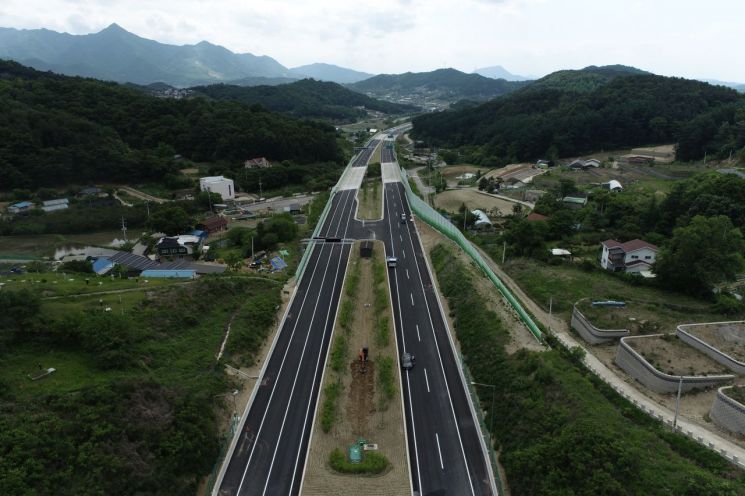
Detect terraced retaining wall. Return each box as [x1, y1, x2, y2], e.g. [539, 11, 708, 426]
[571, 304, 630, 344]
[711, 386, 745, 435]
[615, 335, 735, 394]
[677, 322, 745, 375]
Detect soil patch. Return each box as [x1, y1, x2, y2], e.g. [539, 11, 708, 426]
[687, 322, 745, 362]
[357, 178, 382, 220]
[627, 335, 730, 376]
[349, 359, 376, 434]
[434, 189, 515, 216]
[440, 165, 485, 178]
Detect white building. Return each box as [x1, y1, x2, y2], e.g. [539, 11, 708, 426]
[199, 176, 234, 201]
[600, 239, 658, 275]
[41, 198, 69, 212]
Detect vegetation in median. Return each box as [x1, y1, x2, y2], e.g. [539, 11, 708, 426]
[321, 381, 343, 433]
[328, 448, 390, 474]
[430, 243, 745, 496]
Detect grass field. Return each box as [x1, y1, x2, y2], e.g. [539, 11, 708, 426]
[501, 258, 740, 332]
[0, 271, 179, 297]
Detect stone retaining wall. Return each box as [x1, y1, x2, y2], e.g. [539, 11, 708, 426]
[711, 386, 745, 435]
[571, 305, 629, 344]
[615, 335, 734, 393]
[677, 322, 745, 375]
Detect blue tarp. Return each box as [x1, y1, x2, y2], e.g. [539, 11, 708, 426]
[270, 256, 287, 270]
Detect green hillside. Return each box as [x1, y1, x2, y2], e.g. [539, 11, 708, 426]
[191, 79, 418, 122]
[0, 60, 344, 189]
[349, 68, 527, 102]
[412, 72, 745, 165]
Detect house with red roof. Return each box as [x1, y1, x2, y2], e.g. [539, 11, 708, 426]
[244, 157, 272, 169]
[600, 239, 659, 275]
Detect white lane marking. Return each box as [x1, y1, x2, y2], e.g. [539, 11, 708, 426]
[288, 193, 357, 494]
[435, 433, 444, 470]
[386, 186, 422, 493]
[236, 242, 333, 495]
[393, 183, 476, 495]
[400, 234, 403, 242]
[403, 250, 406, 258]
[410, 293, 414, 306]
[254, 191, 357, 495]
[406, 269, 410, 280]
[424, 368, 430, 392]
[416, 324, 421, 342]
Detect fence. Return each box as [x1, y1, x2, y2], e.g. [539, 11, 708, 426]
[399, 167, 543, 341]
[461, 358, 506, 496]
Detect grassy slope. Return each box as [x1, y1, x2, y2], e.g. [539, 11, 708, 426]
[430, 243, 745, 496]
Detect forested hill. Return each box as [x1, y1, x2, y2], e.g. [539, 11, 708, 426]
[0, 60, 344, 189]
[411, 73, 745, 165]
[524, 64, 652, 93]
[349, 68, 528, 102]
[190, 79, 418, 122]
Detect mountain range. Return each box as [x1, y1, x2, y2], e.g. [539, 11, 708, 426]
[0, 24, 374, 87]
[473, 65, 531, 81]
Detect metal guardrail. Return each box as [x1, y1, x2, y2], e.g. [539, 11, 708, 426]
[399, 167, 543, 341]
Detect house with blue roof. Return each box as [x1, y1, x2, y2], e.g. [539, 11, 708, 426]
[92, 257, 115, 275]
[8, 201, 34, 214]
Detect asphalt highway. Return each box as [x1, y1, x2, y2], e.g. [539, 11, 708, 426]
[215, 144, 377, 496]
[383, 181, 494, 496]
[215, 136, 493, 495]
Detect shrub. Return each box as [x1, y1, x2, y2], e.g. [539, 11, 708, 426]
[320, 382, 342, 433]
[328, 448, 390, 474]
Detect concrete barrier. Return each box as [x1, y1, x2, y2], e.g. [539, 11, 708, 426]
[615, 334, 734, 393]
[677, 321, 745, 375]
[711, 386, 745, 435]
[571, 304, 630, 344]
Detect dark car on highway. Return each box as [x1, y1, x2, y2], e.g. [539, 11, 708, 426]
[401, 352, 415, 370]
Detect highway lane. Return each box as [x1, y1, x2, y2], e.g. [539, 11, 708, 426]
[216, 188, 358, 496]
[383, 181, 495, 496]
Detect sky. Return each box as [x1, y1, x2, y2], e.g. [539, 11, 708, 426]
[1, 0, 743, 82]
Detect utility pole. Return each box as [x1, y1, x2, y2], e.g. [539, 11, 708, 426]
[259, 175, 263, 199]
[548, 297, 553, 332]
[501, 241, 506, 264]
[120, 217, 128, 242]
[251, 236, 255, 260]
[145, 200, 150, 221]
[673, 376, 683, 430]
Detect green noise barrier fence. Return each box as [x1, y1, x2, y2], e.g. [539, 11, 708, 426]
[399, 167, 543, 341]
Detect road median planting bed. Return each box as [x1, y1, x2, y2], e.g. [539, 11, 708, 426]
[302, 241, 407, 496]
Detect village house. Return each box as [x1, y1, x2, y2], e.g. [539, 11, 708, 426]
[156, 235, 203, 259]
[197, 216, 228, 235]
[199, 176, 235, 201]
[600, 239, 659, 276]
[7, 201, 34, 214]
[41, 198, 69, 212]
[244, 157, 273, 169]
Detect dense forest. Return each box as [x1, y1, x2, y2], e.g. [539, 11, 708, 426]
[412, 73, 745, 165]
[0, 60, 345, 189]
[191, 79, 418, 122]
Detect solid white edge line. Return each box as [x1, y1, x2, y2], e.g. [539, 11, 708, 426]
[239, 188, 354, 495]
[394, 184, 477, 496]
[404, 190, 499, 496]
[292, 195, 356, 494]
[385, 183, 420, 496]
[212, 195, 339, 495]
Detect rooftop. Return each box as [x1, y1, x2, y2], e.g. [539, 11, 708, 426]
[602, 238, 659, 253]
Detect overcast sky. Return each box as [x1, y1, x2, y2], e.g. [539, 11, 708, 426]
[1, 0, 743, 81]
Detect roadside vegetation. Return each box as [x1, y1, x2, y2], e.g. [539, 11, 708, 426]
[430, 243, 745, 496]
[357, 163, 382, 220]
[329, 447, 390, 474]
[0, 276, 281, 495]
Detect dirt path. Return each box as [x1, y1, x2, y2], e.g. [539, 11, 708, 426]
[119, 186, 169, 204]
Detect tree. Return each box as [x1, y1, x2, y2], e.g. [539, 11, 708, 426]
[655, 215, 745, 296]
[547, 209, 576, 239]
[196, 191, 222, 210]
[503, 219, 548, 258]
[150, 204, 193, 235]
[77, 311, 138, 369]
